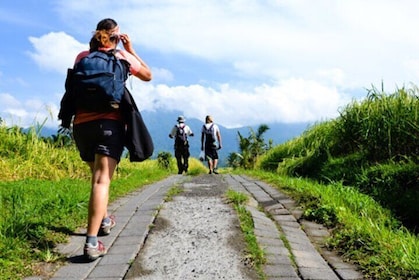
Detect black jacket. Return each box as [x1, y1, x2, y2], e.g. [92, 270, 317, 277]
[120, 88, 154, 162]
[58, 68, 76, 128]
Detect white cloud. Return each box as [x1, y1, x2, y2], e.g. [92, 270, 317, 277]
[1, 75, 349, 130]
[0, 93, 58, 128]
[126, 77, 349, 128]
[0, 93, 20, 107]
[52, 0, 419, 88]
[27, 32, 87, 74]
[315, 68, 345, 86]
[150, 68, 174, 83]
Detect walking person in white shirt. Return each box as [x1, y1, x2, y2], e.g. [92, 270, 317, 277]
[201, 115, 222, 174]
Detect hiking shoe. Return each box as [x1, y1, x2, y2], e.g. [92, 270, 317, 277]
[209, 170, 212, 174]
[213, 168, 219, 174]
[84, 240, 107, 261]
[99, 215, 116, 236]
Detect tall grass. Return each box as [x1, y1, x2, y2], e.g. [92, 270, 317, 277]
[258, 120, 337, 174]
[334, 85, 419, 161]
[257, 85, 419, 229]
[259, 85, 419, 172]
[245, 170, 419, 279]
[0, 125, 87, 181]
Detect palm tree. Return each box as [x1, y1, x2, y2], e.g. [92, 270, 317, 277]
[228, 124, 271, 169]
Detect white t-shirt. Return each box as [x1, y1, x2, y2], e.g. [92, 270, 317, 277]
[170, 123, 193, 138]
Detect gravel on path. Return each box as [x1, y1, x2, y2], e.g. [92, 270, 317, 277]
[124, 175, 259, 280]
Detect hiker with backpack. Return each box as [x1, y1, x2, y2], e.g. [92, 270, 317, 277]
[201, 115, 222, 174]
[169, 115, 194, 174]
[60, 18, 152, 261]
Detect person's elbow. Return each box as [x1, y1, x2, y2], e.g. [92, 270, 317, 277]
[142, 72, 152, 82]
[143, 72, 152, 81]
[135, 69, 152, 81]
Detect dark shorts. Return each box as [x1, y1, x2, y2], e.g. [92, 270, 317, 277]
[204, 145, 219, 161]
[175, 146, 190, 158]
[73, 119, 125, 162]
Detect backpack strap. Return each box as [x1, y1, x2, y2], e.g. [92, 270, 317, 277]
[204, 123, 214, 134]
[178, 124, 186, 138]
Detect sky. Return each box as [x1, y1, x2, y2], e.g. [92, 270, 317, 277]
[1, 0, 419, 130]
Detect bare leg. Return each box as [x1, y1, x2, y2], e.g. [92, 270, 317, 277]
[86, 154, 117, 236]
[207, 159, 214, 173]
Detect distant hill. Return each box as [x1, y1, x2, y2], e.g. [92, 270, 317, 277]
[37, 110, 311, 166]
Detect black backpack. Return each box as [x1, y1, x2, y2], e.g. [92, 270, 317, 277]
[175, 124, 188, 148]
[72, 50, 129, 111]
[203, 124, 216, 147]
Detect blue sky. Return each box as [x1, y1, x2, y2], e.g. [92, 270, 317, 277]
[1, 0, 419, 129]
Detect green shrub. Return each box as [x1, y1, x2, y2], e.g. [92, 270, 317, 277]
[356, 160, 419, 228]
[157, 151, 173, 170]
[319, 152, 366, 185]
[258, 142, 293, 171]
[259, 121, 336, 177]
[304, 204, 339, 228]
[277, 147, 328, 178]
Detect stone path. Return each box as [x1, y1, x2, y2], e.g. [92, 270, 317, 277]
[25, 174, 364, 280]
[226, 175, 363, 280]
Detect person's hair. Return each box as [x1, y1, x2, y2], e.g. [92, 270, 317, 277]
[92, 30, 113, 49]
[89, 18, 119, 52]
[96, 18, 118, 31]
[205, 115, 213, 123]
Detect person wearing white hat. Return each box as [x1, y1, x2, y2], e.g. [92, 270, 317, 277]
[169, 115, 194, 174]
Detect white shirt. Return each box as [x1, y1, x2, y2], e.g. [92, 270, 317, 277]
[169, 123, 193, 138]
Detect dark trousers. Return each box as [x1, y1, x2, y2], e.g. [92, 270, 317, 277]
[175, 147, 190, 174]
